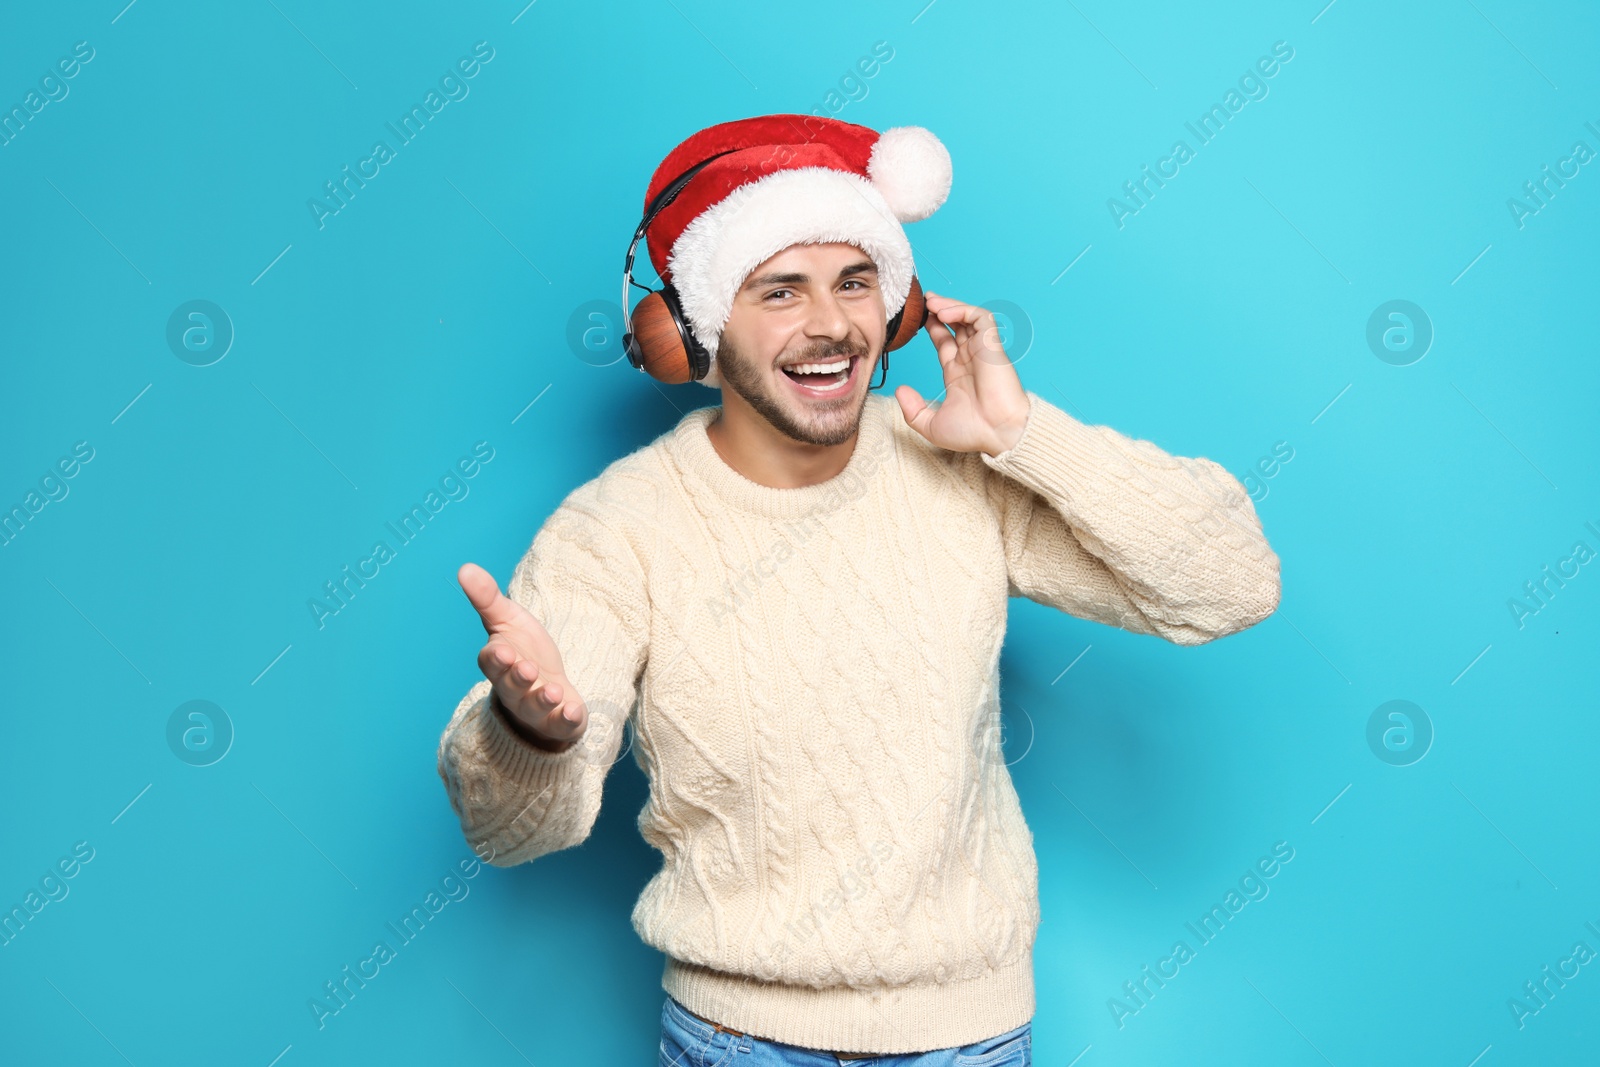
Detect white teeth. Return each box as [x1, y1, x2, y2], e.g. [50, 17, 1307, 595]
[784, 358, 850, 375]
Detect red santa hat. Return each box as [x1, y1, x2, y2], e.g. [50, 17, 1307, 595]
[639, 113, 953, 387]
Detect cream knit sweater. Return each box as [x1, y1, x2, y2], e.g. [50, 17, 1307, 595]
[436, 389, 1280, 1053]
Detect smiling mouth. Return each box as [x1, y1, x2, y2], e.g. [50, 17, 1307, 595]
[779, 355, 860, 398]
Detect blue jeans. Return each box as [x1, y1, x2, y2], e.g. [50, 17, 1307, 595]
[659, 994, 1032, 1066]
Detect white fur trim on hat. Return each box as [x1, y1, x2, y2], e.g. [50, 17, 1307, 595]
[868, 126, 952, 223]
[666, 167, 915, 387]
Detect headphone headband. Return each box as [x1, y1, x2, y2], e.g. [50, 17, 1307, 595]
[621, 150, 738, 368]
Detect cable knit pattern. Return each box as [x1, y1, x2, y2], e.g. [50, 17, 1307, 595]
[436, 389, 1281, 1054]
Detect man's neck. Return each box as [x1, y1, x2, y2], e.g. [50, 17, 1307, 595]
[704, 400, 861, 490]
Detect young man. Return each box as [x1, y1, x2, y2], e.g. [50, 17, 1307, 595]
[437, 115, 1281, 1065]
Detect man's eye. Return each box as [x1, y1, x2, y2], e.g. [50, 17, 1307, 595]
[841, 279, 871, 291]
[765, 288, 792, 301]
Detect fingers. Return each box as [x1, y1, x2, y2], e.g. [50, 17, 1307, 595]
[464, 562, 584, 742]
[923, 293, 1005, 364]
[922, 293, 989, 351]
[924, 291, 974, 313]
[479, 635, 535, 699]
[894, 383, 932, 430]
[923, 292, 984, 326]
[923, 314, 960, 366]
[459, 562, 524, 635]
[479, 634, 573, 728]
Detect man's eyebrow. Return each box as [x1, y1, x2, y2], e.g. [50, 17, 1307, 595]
[743, 271, 808, 289]
[742, 261, 879, 290]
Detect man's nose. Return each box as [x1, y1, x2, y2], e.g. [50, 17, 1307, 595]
[804, 292, 851, 340]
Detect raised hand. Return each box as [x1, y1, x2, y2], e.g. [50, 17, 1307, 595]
[458, 561, 586, 752]
[893, 291, 1032, 458]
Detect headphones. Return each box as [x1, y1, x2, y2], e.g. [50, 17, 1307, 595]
[620, 153, 928, 386]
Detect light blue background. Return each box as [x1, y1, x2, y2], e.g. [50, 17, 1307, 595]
[3, 1, 1597, 1064]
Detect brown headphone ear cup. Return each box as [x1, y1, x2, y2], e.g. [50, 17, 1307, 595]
[886, 276, 927, 352]
[629, 291, 694, 384]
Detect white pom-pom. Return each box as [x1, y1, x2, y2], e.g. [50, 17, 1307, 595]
[867, 126, 952, 223]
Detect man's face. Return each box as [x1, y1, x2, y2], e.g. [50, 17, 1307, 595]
[714, 242, 887, 447]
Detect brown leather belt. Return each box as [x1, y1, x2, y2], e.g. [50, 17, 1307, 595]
[681, 1003, 746, 1038]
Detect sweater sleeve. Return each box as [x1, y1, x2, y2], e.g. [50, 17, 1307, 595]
[972, 389, 1281, 645]
[436, 491, 649, 867]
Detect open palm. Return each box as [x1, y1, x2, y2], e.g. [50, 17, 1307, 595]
[458, 561, 587, 749]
